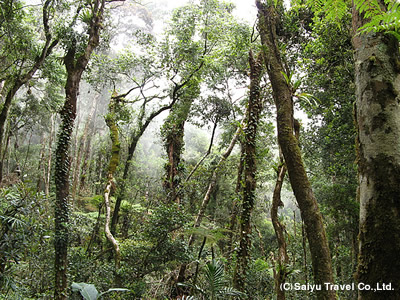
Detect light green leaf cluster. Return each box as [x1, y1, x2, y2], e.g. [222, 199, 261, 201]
[303, 0, 400, 38]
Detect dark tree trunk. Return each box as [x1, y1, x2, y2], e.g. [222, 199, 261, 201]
[234, 49, 263, 291]
[54, 1, 105, 298]
[352, 2, 400, 299]
[256, 2, 335, 299]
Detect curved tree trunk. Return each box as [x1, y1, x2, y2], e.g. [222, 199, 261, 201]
[352, 2, 400, 299]
[104, 92, 121, 277]
[233, 49, 264, 291]
[271, 156, 288, 300]
[256, 2, 335, 299]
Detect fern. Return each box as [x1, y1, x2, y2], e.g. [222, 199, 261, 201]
[307, 0, 400, 39]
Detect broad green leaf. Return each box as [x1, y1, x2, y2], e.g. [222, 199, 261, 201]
[71, 282, 100, 300]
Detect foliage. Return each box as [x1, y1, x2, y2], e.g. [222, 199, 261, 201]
[303, 0, 400, 38]
[178, 260, 246, 300]
[0, 184, 53, 298]
[71, 282, 130, 300]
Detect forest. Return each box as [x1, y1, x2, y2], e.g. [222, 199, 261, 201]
[1, 0, 400, 299]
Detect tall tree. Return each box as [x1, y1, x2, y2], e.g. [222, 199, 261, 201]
[160, 0, 247, 203]
[256, 1, 335, 299]
[233, 49, 264, 291]
[54, 0, 107, 298]
[352, 1, 400, 298]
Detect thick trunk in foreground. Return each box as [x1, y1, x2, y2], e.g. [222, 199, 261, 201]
[54, 1, 105, 298]
[54, 69, 80, 300]
[256, 2, 335, 299]
[233, 50, 263, 291]
[352, 3, 400, 299]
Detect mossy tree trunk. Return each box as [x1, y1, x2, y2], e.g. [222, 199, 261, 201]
[233, 49, 264, 292]
[162, 97, 193, 204]
[352, 2, 400, 298]
[104, 91, 121, 278]
[271, 155, 288, 300]
[256, 2, 335, 299]
[54, 1, 105, 298]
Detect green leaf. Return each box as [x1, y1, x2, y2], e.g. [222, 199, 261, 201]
[280, 71, 290, 84]
[99, 288, 131, 296]
[387, 30, 400, 41]
[71, 282, 100, 300]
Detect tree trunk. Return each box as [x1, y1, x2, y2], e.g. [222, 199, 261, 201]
[352, 2, 400, 299]
[271, 156, 288, 300]
[104, 92, 121, 279]
[54, 2, 105, 298]
[162, 97, 192, 203]
[256, 2, 335, 299]
[234, 49, 263, 291]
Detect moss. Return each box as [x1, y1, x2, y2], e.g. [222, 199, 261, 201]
[357, 153, 400, 297]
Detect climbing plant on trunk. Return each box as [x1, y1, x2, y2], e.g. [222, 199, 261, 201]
[233, 49, 264, 292]
[256, 1, 335, 299]
[54, 0, 106, 298]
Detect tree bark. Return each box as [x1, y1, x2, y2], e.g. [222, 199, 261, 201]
[54, 1, 105, 298]
[162, 97, 192, 203]
[256, 2, 335, 299]
[104, 92, 121, 278]
[352, 2, 400, 299]
[234, 49, 264, 291]
[271, 156, 288, 300]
